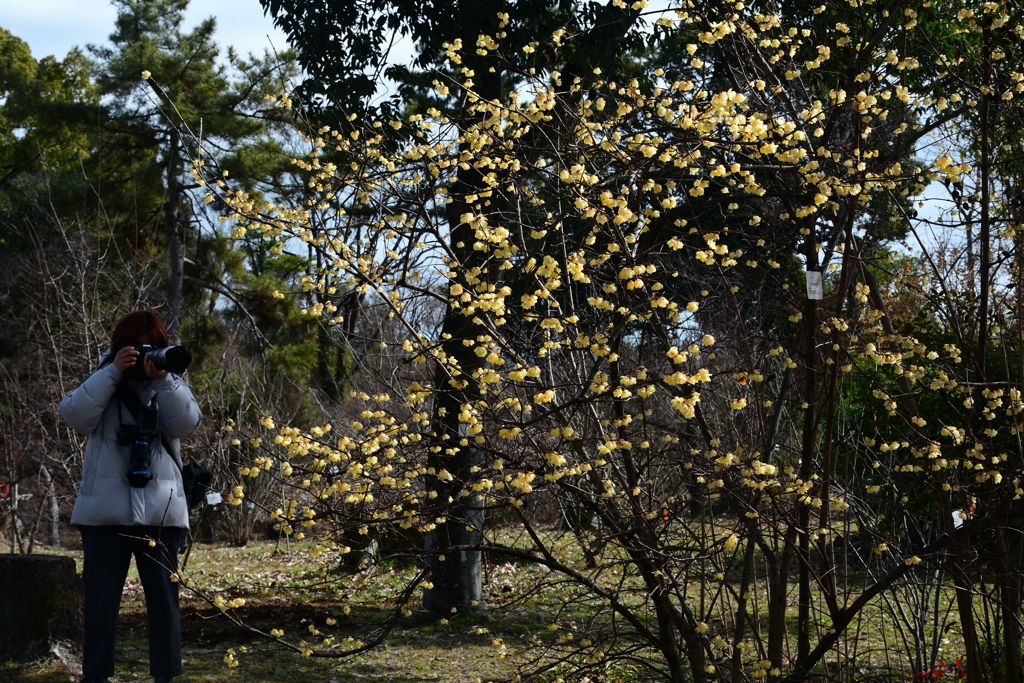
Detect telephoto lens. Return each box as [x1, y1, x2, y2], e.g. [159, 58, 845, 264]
[127, 441, 152, 488]
[121, 345, 192, 381]
[145, 346, 192, 374]
[126, 407, 160, 488]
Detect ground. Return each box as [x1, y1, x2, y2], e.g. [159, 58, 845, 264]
[1, 540, 526, 683]
[0, 530, 974, 683]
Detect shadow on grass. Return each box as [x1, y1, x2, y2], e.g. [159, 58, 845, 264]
[0, 603, 531, 683]
[145, 601, 540, 647]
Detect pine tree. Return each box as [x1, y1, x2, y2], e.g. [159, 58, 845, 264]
[89, 0, 297, 342]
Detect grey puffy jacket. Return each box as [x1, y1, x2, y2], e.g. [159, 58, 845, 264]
[60, 353, 202, 529]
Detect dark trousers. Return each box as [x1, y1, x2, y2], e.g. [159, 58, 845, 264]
[80, 525, 182, 680]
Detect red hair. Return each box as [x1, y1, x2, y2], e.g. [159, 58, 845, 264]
[111, 311, 169, 350]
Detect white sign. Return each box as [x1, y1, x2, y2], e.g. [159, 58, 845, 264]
[206, 491, 223, 506]
[952, 510, 964, 529]
[806, 270, 823, 300]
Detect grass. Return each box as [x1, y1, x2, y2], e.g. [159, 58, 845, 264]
[1, 540, 528, 683]
[0, 527, 981, 683]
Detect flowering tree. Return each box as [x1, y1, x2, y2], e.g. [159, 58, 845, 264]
[183, 0, 1024, 680]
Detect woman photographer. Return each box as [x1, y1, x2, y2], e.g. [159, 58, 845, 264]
[60, 311, 201, 683]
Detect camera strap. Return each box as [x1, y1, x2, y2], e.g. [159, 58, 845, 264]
[114, 380, 206, 506]
[115, 381, 170, 453]
[114, 381, 148, 422]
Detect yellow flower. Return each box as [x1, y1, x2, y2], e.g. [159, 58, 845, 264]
[141, 70, 151, 80]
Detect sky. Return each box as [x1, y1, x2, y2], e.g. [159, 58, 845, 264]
[0, 0, 290, 63]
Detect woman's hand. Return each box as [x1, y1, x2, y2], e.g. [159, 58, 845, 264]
[113, 347, 168, 379]
[144, 356, 169, 380]
[113, 346, 140, 372]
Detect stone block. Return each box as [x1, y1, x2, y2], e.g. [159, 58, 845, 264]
[0, 555, 83, 661]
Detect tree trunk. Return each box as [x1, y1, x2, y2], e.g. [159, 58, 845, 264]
[768, 525, 798, 673]
[977, 18, 992, 376]
[39, 465, 58, 548]
[421, 3, 502, 616]
[164, 130, 184, 345]
[797, 219, 820, 663]
[11, 483, 22, 554]
[731, 533, 758, 683]
[316, 319, 335, 398]
[997, 527, 1022, 683]
[421, 192, 493, 614]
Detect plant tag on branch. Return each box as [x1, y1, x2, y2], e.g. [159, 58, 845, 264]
[206, 491, 223, 506]
[806, 270, 823, 300]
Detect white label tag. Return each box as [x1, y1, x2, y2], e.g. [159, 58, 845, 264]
[206, 491, 223, 506]
[806, 270, 823, 300]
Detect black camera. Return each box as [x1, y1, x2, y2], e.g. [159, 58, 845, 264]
[118, 406, 161, 488]
[121, 344, 192, 381]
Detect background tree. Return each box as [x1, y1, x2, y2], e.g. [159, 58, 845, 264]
[261, 0, 699, 616]
[0, 0, 304, 551]
[190, 1, 1024, 682]
[88, 0, 297, 341]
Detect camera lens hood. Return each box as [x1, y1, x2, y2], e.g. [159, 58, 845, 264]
[148, 346, 192, 374]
